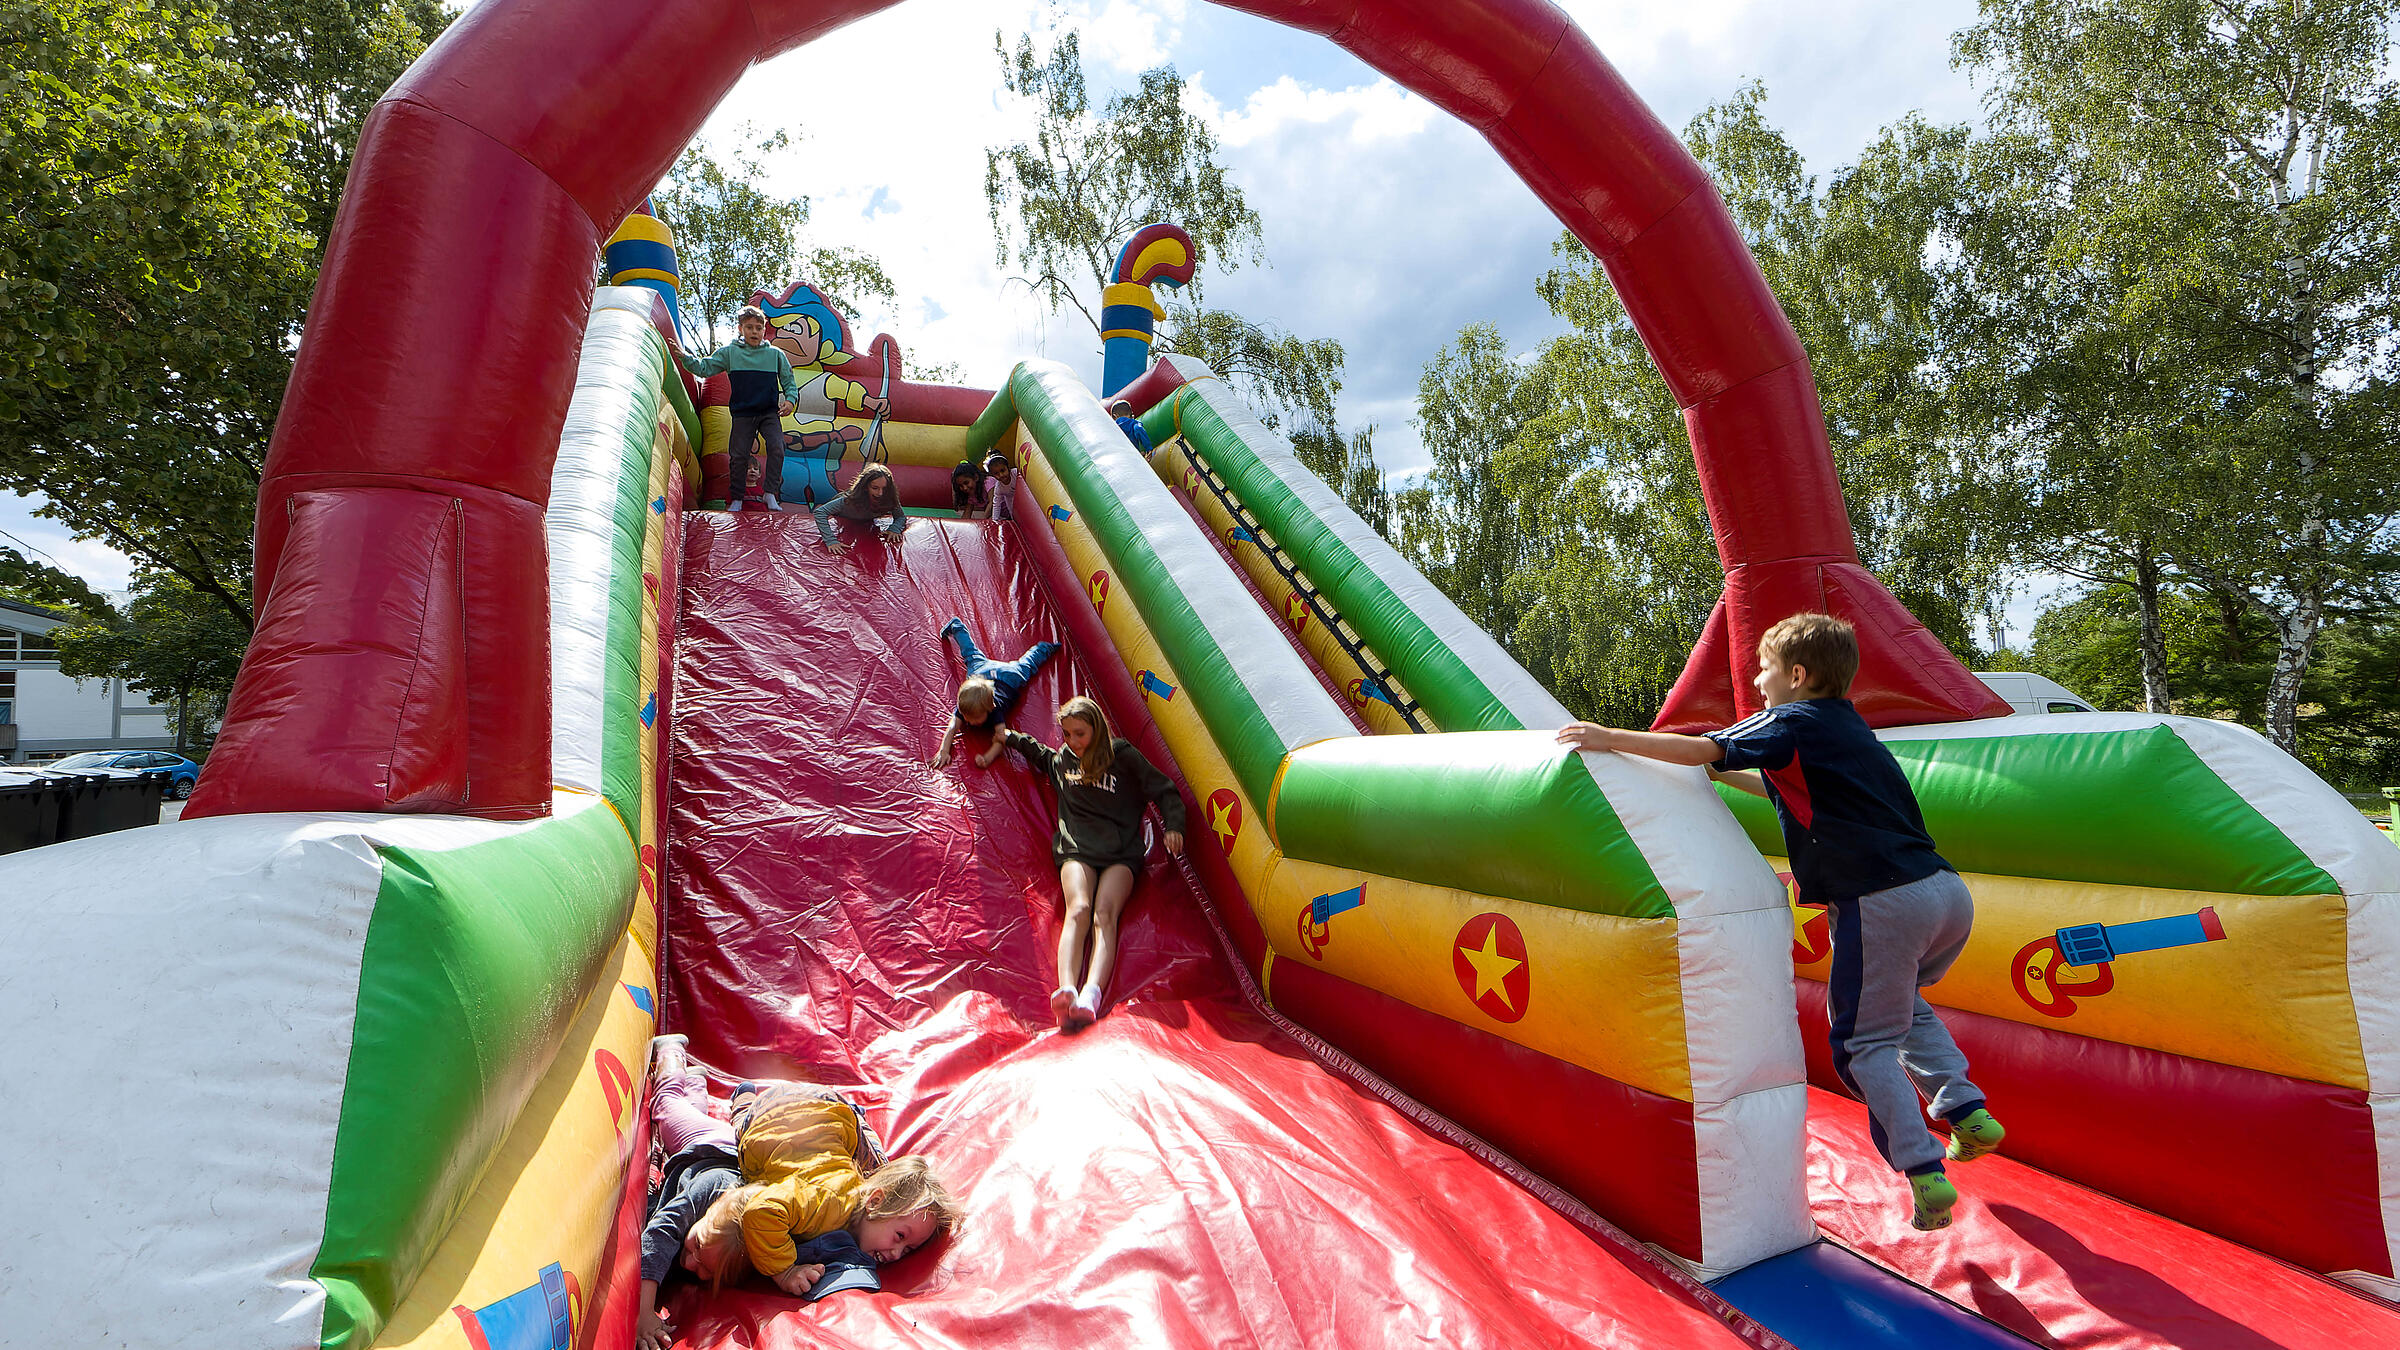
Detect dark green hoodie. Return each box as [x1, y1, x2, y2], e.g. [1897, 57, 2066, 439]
[676, 338, 799, 416]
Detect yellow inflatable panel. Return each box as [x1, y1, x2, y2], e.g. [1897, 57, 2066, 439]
[878, 418, 974, 467]
[378, 922, 658, 1350]
[1780, 859, 2365, 1089]
[1262, 856, 1692, 1099]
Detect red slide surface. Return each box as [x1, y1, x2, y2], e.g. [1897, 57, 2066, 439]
[658, 514, 1765, 1349]
[1796, 987, 2400, 1350]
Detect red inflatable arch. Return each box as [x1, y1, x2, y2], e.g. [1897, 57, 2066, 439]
[189, 0, 2006, 821]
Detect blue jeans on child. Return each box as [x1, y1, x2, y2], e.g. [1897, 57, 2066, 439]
[942, 618, 1058, 719]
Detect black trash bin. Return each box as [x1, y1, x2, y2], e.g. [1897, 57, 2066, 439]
[53, 772, 165, 841]
[0, 780, 62, 855]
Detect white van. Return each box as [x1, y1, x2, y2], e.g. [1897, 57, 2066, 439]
[1974, 671, 2098, 716]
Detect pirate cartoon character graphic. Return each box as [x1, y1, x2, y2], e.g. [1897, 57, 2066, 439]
[752, 281, 895, 504]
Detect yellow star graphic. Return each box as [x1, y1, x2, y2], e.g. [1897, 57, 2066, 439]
[1459, 925, 1523, 1011]
[1208, 796, 1239, 849]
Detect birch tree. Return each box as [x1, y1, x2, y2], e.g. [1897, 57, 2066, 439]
[983, 25, 1351, 430]
[1958, 0, 2400, 750]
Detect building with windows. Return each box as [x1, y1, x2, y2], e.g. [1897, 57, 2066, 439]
[0, 597, 175, 763]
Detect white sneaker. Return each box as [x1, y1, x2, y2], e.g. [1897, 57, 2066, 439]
[761, 499, 785, 513]
[727, 500, 744, 513]
[649, 1033, 690, 1080]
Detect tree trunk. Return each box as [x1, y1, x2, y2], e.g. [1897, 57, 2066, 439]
[2131, 553, 2172, 714]
[2263, 591, 2321, 754]
[173, 687, 189, 754]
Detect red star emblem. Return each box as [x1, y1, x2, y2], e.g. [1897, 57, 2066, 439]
[1452, 913, 1530, 1023]
[1206, 789, 1242, 852]
[1089, 569, 1110, 610]
[594, 1048, 632, 1132]
[1283, 592, 1310, 631]
[1784, 873, 1830, 964]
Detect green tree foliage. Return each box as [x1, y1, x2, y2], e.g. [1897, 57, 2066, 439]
[2030, 585, 2400, 790]
[0, 0, 321, 627]
[651, 126, 897, 349]
[52, 571, 247, 751]
[214, 0, 450, 243]
[0, 543, 112, 616]
[1391, 324, 1552, 655]
[1288, 423, 1390, 537]
[985, 27, 1261, 323]
[1398, 87, 2017, 727]
[2, 0, 450, 632]
[1154, 303, 1341, 430]
[1956, 0, 2400, 751]
[983, 24, 1362, 451]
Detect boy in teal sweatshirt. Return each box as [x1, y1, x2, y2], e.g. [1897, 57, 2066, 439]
[676, 305, 799, 511]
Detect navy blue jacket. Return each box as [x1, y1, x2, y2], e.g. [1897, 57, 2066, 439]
[1708, 698, 1950, 905]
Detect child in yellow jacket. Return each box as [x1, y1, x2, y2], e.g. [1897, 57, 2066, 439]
[680, 1084, 963, 1292]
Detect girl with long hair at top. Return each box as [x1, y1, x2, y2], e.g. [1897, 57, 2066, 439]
[811, 462, 909, 552]
[948, 460, 990, 518]
[999, 696, 1185, 1030]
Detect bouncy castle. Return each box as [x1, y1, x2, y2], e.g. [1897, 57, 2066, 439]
[6, 3, 2398, 1349]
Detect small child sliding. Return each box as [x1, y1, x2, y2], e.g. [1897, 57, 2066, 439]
[931, 618, 1059, 769]
[812, 462, 909, 552]
[1001, 696, 1185, 1031]
[634, 1047, 965, 1350]
[1556, 613, 2003, 1231]
[950, 460, 990, 519]
[634, 1036, 747, 1350]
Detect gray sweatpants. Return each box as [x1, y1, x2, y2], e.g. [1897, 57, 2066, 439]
[727, 410, 786, 502]
[1826, 868, 1985, 1174]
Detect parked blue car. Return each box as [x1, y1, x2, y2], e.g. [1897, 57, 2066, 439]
[41, 750, 202, 799]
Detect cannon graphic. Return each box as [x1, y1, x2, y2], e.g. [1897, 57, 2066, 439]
[2014, 906, 2227, 1018]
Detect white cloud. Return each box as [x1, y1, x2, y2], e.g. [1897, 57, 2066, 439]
[1554, 0, 1753, 66]
[0, 494, 136, 596]
[1204, 74, 1434, 149]
[1077, 0, 1188, 73]
[50, 1, 1995, 587]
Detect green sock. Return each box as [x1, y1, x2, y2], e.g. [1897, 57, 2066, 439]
[1910, 1170, 1959, 1230]
[1946, 1108, 2005, 1162]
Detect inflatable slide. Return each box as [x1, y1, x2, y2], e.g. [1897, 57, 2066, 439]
[6, 3, 2399, 1349]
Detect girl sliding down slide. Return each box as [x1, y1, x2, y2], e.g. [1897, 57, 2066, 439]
[1001, 696, 1186, 1031]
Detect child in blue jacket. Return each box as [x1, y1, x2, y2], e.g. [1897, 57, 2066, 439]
[1557, 612, 2004, 1231]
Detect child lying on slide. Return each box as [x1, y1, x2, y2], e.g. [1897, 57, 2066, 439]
[635, 1035, 745, 1350]
[635, 1053, 966, 1349]
[931, 617, 1060, 770]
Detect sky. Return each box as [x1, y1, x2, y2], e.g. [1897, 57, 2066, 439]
[10, 0, 2064, 640]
